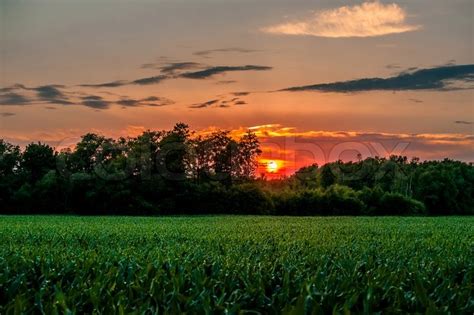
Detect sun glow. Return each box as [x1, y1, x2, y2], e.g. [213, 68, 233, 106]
[266, 160, 279, 173]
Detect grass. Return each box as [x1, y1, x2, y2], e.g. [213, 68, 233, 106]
[0, 216, 473, 313]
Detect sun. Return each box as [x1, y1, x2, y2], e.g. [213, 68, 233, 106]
[266, 160, 279, 173]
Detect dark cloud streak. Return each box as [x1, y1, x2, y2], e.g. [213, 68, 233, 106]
[159, 62, 202, 74]
[117, 96, 174, 107]
[282, 64, 474, 93]
[189, 99, 219, 108]
[193, 48, 259, 58]
[80, 80, 128, 88]
[132, 75, 168, 85]
[0, 93, 31, 105]
[0, 112, 16, 117]
[180, 65, 272, 79]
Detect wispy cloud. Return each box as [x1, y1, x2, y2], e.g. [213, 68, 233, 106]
[132, 75, 169, 85]
[0, 93, 31, 105]
[386, 63, 401, 70]
[199, 124, 474, 172]
[80, 81, 128, 88]
[81, 96, 110, 109]
[33, 85, 74, 105]
[0, 112, 15, 117]
[193, 48, 259, 58]
[159, 62, 202, 74]
[0, 84, 27, 93]
[0, 85, 74, 106]
[0, 83, 174, 110]
[454, 120, 473, 125]
[232, 92, 250, 96]
[117, 96, 174, 107]
[141, 61, 203, 73]
[282, 64, 474, 93]
[262, 1, 420, 38]
[189, 99, 220, 109]
[180, 65, 272, 79]
[189, 95, 250, 109]
[216, 80, 237, 85]
[80, 63, 272, 87]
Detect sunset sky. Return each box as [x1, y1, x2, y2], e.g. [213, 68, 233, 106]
[1, 0, 473, 176]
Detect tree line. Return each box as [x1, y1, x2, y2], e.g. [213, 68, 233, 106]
[1, 123, 472, 215]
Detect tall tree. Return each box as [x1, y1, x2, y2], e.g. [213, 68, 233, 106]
[320, 164, 336, 188]
[21, 142, 56, 183]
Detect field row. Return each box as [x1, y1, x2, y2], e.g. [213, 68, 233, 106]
[0, 216, 473, 313]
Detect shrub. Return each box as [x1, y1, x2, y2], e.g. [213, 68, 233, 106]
[322, 185, 364, 215]
[228, 183, 274, 214]
[379, 192, 426, 215]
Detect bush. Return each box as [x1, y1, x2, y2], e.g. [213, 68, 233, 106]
[322, 185, 364, 215]
[270, 189, 324, 216]
[271, 186, 365, 216]
[358, 186, 384, 215]
[379, 192, 426, 215]
[228, 183, 274, 214]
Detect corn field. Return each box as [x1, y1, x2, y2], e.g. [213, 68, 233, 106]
[0, 216, 472, 313]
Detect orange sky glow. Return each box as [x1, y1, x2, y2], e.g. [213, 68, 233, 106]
[1, 0, 472, 176]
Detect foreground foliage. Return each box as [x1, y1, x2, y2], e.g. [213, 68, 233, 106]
[1, 124, 473, 216]
[0, 216, 472, 313]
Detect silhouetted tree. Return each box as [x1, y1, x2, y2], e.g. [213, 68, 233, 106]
[0, 124, 472, 216]
[320, 164, 336, 188]
[20, 143, 56, 183]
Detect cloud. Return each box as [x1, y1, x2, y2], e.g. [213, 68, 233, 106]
[77, 61, 272, 87]
[80, 81, 128, 88]
[216, 80, 237, 85]
[195, 124, 474, 174]
[189, 94, 250, 109]
[282, 64, 474, 93]
[34, 85, 65, 99]
[180, 65, 272, 79]
[141, 96, 161, 102]
[141, 61, 203, 74]
[397, 67, 418, 75]
[454, 120, 473, 125]
[132, 75, 169, 85]
[81, 96, 110, 109]
[116, 99, 144, 107]
[0, 112, 15, 117]
[232, 92, 250, 96]
[1, 83, 175, 110]
[0, 85, 73, 106]
[116, 96, 174, 107]
[386, 63, 401, 70]
[141, 63, 157, 69]
[0, 84, 27, 93]
[0, 93, 31, 105]
[189, 99, 220, 109]
[159, 62, 202, 74]
[262, 1, 420, 38]
[442, 59, 457, 67]
[28, 85, 75, 105]
[193, 48, 259, 58]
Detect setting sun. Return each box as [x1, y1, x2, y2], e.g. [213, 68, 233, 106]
[266, 160, 279, 173]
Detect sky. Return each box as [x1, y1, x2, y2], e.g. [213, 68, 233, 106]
[1, 0, 473, 176]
